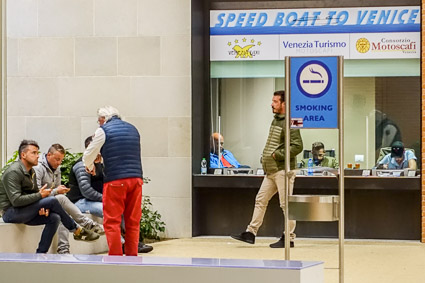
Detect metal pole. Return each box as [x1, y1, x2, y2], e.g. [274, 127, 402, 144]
[218, 116, 222, 168]
[338, 56, 345, 283]
[1, 0, 7, 166]
[284, 57, 291, 260]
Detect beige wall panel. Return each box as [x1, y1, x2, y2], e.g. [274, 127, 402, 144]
[5, 0, 192, 239]
[129, 76, 190, 117]
[142, 157, 191, 198]
[117, 37, 160, 76]
[18, 38, 74, 77]
[126, 117, 169, 158]
[147, 196, 191, 238]
[38, 0, 93, 36]
[25, 117, 81, 153]
[7, 38, 18, 76]
[138, 0, 190, 36]
[160, 35, 191, 76]
[168, 117, 191, 157]
[6, 0, 38, 37]
[343, 77, 375, 168]
[94, 0, 137, 36]
[75, 37, 117, 76]
[7, 78, 59, 116]
[6, 117, 27, 157]
[57, 77, 131, 116]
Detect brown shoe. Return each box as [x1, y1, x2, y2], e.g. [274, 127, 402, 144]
[74, 227, 100, 242]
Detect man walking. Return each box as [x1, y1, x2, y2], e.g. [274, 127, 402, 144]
[84, 106, 144, 256]
[231, 90, 303, 248]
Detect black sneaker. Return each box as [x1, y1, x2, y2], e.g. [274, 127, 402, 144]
[138, 243, 153, 253]
[122, 243, 154, 253]
[230, 231, 255, 244]
[269, 235, 294, 248]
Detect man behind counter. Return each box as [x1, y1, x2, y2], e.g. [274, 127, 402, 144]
[300, 141, 338, 169]
[209, 133, 241, 168]
[377, 141, 417, 170]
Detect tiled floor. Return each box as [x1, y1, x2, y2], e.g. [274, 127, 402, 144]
[141, 237, 425, 283]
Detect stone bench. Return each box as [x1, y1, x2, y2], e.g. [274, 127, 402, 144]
[0, 253, 324, 283]
[0, 214, 108, 254]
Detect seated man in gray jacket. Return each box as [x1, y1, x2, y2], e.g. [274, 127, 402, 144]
[34, 143, 104, 254]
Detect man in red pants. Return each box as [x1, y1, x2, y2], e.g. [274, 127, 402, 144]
[83, 106, 145, 256]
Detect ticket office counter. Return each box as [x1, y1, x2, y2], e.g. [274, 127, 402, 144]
[192, 173, 421, 240]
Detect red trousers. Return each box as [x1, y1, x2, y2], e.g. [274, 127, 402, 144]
[103, 177, 143, 256]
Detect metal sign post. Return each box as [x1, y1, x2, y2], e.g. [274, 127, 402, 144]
[284, 60, 291, 260]
[285, 56, 344, 283]
[337, 56, 345, 283]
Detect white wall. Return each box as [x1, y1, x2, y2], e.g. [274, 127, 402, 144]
[6, 0, 192, 238]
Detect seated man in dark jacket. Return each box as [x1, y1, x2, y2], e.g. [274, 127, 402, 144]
[0, 140, 98, 253]
[68, 136, 104, 218]
[68, 136, 153, 254]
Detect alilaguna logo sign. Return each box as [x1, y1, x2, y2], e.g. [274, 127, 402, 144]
[227, 37, 262, 58]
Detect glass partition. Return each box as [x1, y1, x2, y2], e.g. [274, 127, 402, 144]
[210, 59, 420, 169]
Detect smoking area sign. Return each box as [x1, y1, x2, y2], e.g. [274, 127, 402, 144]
[289, 56, 339, 129]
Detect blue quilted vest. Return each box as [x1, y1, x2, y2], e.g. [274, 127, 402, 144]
[101, 116, 143, 183]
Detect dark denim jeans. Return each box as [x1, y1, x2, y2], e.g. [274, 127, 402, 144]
[2, 196, 78, 253]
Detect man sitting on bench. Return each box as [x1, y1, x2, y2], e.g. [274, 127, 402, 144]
[0, 140, 98, 253]
[34, 143, 103, 254]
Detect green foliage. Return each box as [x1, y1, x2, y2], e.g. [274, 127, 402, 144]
[60, 151, 83, 186]
[140, 195, 166, 241]
[0, 151, 19, 179]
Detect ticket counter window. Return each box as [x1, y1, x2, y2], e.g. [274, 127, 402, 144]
[210, 59, 420, 169]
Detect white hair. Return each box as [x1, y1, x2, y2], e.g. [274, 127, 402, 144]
[97, 106, 121, 122]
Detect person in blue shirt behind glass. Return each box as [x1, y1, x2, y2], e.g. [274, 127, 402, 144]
[378, 141, 417, 170]
[210, 133, 241, 168]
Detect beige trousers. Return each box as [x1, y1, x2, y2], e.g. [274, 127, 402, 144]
[247, 170, 296, 240]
